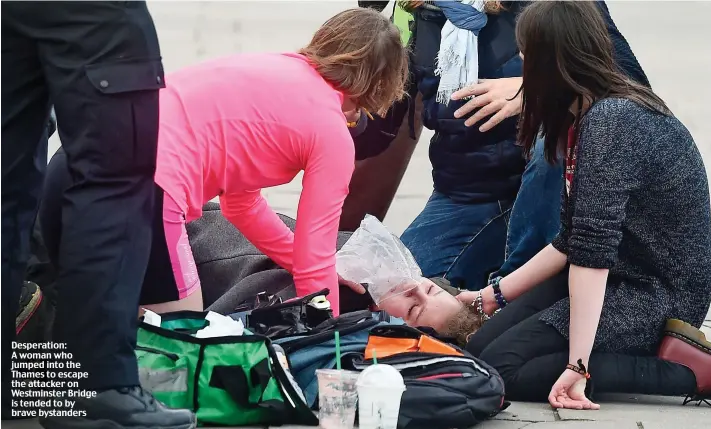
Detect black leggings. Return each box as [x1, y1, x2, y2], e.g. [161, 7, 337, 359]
[466, 273, 697, 401]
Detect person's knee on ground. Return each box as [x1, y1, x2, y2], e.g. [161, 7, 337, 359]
[657, 319, 711, 398]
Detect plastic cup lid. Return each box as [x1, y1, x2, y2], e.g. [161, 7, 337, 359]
[357, 364, 405, 388]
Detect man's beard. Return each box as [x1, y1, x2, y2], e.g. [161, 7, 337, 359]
[439, 305, 483, 348]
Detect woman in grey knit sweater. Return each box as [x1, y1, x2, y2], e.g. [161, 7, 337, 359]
[460, 1, 711, 409]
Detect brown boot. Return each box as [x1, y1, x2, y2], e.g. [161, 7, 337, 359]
[657, 319, 711, 402]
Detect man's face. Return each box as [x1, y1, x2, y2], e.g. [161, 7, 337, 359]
[377, 279, 465, 332]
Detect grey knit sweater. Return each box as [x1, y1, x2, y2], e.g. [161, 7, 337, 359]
[542, 97, 711, 354]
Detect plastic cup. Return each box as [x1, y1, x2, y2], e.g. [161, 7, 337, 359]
[316, 369, 360, 429]
[356, 364, 406, 429]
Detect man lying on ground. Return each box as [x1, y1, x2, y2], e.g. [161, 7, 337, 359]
[25, 201, 709, 405]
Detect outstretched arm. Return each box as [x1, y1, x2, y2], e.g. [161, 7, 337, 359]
[565, 104, 640, 366]
[221, 190, 296, 273]
[549, 101, 641, 410]
[292, 123, 356, 316]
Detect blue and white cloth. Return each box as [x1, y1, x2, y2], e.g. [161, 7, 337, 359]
[433, 0, 488, 104]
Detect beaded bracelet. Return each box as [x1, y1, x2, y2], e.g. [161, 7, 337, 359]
[470, 290, 491, 322]
[490, 276, 508, 309]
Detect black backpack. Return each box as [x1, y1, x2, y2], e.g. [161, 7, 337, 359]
[233, 288, 392, 408]
[355, 326, 507, 429]
[273, 310, 389, 408]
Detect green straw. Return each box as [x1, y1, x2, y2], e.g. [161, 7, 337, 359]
[334, 331, 342, 370]
[372, 348, 378, 365]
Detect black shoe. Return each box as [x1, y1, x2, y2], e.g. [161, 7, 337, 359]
[16, 281, 43, 334]
[2, 282, 55, 421]
[39, 387, 196, 429]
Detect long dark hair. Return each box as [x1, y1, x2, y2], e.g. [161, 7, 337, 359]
[515, 1, 670, 163]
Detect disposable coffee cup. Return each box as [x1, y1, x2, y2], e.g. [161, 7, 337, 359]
[356, 364, 406, 429]
[316, 369, 359, 429]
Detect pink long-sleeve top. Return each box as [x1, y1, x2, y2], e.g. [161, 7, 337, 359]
[154, 53, 356, 316]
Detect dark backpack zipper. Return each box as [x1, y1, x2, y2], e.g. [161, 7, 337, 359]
[368, 324, 424, 339]
[417, 372, 472, 381]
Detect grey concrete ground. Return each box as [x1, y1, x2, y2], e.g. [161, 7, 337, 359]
[39, 1, 711, 428]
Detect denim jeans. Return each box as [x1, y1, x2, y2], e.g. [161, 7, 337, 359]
[400, 193, 513, 290]
[494, 141, 564, 278]
[400, 140, 563, 290]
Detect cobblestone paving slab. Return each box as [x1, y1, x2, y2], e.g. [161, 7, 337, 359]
[641, 422, 710, 429]
[474, 421, 534, 429]
[557, 395, 710, 425]
[494, 401, 557, 423]
[523, 423, 637, 429]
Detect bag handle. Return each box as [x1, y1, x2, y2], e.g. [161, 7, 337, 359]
[209, 360, 287, 417]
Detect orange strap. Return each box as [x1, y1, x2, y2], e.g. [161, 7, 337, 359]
[364, 333, 463, 359]
[365, 337, 418, 359]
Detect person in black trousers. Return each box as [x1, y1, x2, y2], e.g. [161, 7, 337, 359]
[1, 2, 195, 428]
[459, 1, 711, 409]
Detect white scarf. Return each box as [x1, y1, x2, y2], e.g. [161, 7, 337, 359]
[434, 0, 485, 104]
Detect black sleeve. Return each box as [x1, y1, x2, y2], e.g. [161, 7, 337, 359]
[350, 97, 410, 160]
[595, 1, 651, 87]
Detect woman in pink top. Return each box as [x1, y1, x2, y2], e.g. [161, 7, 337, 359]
[39, 8, 407, 317]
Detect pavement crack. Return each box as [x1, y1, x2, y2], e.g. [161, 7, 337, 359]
[496, 418, 548, 423]
[553, 409, 562, 421]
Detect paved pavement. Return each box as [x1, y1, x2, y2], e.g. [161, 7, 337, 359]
[5, 395, 711, 429]
[39, 1, 711, 428]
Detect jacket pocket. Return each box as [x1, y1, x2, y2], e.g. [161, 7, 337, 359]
[85, 58, 165, 94]
[83, 59, 165, 174]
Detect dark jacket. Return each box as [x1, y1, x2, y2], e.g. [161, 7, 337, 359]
[546, 98, 710, 353]
[412, 1, 649, 203]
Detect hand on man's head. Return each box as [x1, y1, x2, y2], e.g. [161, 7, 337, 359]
[456, 285, 498, 317]
[338, 274, 367, 294]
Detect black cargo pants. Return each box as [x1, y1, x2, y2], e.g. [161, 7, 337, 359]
[1, 0, 165, 400]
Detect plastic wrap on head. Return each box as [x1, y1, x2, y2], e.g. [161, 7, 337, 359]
[336, 215, 424, 304]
